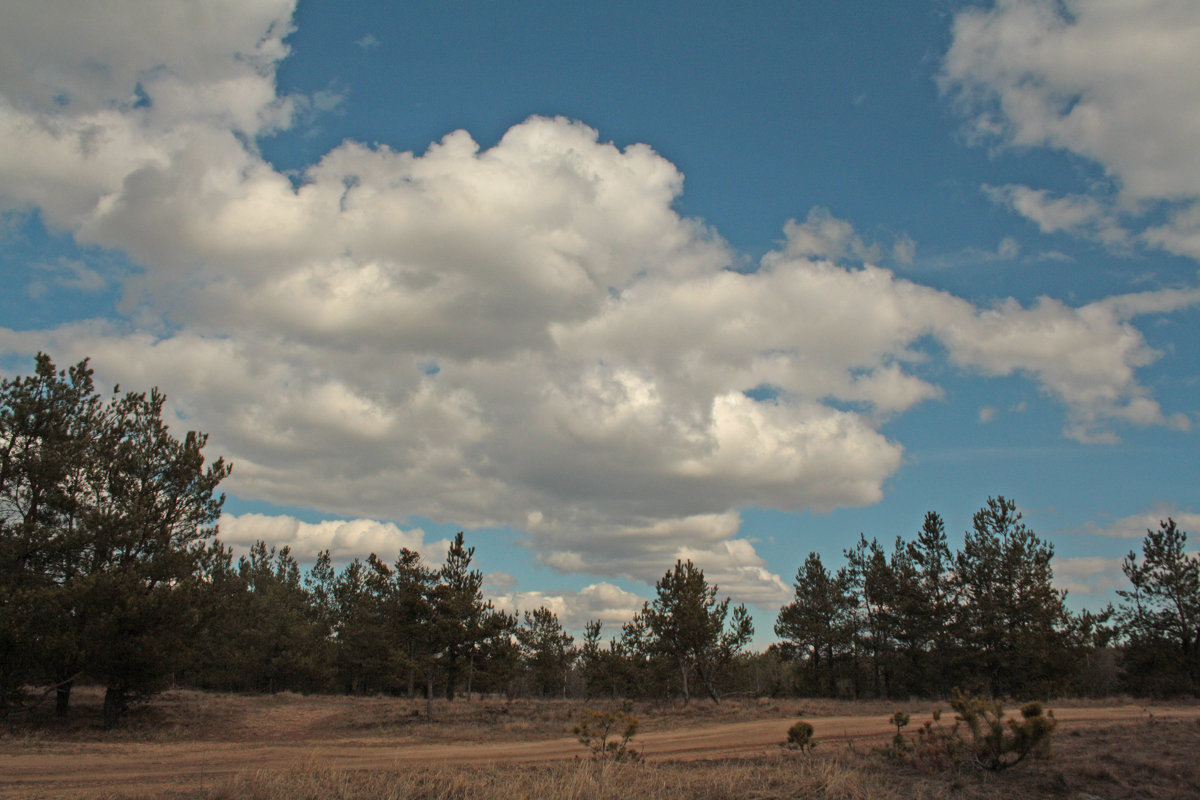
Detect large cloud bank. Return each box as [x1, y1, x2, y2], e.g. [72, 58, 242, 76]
[1, 1, 1197, 607]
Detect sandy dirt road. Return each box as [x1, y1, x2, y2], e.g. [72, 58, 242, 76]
[2, 704, 1197, 798]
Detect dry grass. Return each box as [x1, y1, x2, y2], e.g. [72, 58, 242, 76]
[140, 718, 1200, 800]
[175, 756, 903, 800]
[177, 718, 1200, 800]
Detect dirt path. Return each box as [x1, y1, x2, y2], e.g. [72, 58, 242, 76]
[2, 704, 1195, 798]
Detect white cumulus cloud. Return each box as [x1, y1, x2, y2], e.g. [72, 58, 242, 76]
[490, 582, 647, 632]
[218, 513, 446, 563]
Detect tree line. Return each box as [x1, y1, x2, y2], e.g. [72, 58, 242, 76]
[2, 356, 1198, 726]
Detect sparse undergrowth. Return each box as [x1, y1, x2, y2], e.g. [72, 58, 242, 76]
[574, 702, 642, 761]
[174, 719, 1200, 800]
[189, 757, 901, 800]
[889, 691, 1057, 774]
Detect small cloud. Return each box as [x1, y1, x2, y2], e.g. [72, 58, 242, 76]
[483, 570, 517, 589]
[997, 236, 1020, 260]
[310, 88, 345, 115]
[30, 258, 107, 296]
[290, 83, 347, 131]
[782, 207, 880, 262]
[1083, 507, 1200, 539]
[983, 184, 1130, 251]
[1167, 412, 1191, 431]
[1064, 425, 1120, 445]
[978, 405, 997, 423]
[1054, 555, 1127, 595]
[893, 234, 917, 264]
[355, 34, 380, 51]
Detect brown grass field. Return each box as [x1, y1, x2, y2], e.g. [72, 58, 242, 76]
[2, 688, 1199, 799]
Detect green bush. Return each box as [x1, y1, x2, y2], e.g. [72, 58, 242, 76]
[784, 719, 815, 752]
[891, 693, 1056, 774]
[950, 690, 1056, 771]
[888, 711, 911, 751]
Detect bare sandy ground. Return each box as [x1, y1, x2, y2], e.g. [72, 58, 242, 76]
[3, 704, 1197, 798]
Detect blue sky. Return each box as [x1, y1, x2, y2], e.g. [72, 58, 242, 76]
[2, 1, 1198, 640]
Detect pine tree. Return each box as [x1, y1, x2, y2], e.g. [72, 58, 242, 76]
[1118, 518, 1200, 695]
[0, 355, 102, 714]
[1, 355, 230, 725]
[83, 386, 230, 726]
[428, 533, 511, 701]
[775, 552, 855, 697]
[645, 559, 753, 704]
[895, 511, 958, 696]
[845, 535, 900, 698]
[954, 497, 1068, 697]
[517, 606, 575, 697]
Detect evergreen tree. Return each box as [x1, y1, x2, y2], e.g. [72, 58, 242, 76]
[428, 532, 511, 700]
[331, 558, 392, 693]
[775, 551, 855, 696]
[516, 606, 575, 697]
[644, 559, 753, 704]
[903, 511, 958, 695]
[214, 541, 332, 693]
[617, 606, 667, 698]
[954, 496, 1069, 697]
[1118, 518, 1200, 695]
[384, 548, 436, 698]
[80, 386, 230, 725]
[0, 355, 102, 714]
[578, 620, 607, 697]
[1, 355, 229, 725]
[845, 535, 900, 698]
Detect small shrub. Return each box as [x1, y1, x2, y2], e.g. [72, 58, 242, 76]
[888, 711, 911, 752]
[890, 693, 1057, 774]
[905, 707, 966, 773]
[784, 719, 815, 752]
[573, 701, 641, 762]
[950, 690, 1057, 771]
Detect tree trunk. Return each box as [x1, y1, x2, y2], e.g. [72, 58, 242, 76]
[697, 663, 721, 704]
[425, 672, 434, 719]
[678, 657, 691, 705]
[55, 681, 73, 717]
[466, 651, 475, 702]
[826, 644, 835, 697]
[406, 643, 416, 699]
[103, 686, 126, 729]
[809, 645, 821, 695]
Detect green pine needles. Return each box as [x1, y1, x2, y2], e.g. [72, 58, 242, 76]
[574, 702, 642, 762]
[889, 691, 1056, 773]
